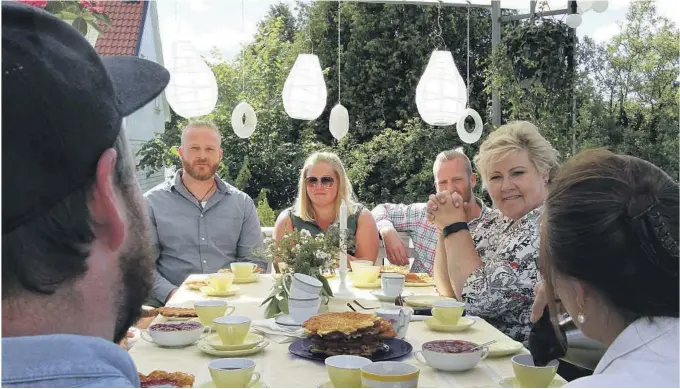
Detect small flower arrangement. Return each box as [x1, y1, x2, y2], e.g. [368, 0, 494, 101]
[257, 226, 355, 318]
[19, 0, 111, 36]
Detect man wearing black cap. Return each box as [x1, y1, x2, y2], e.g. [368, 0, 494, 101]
[2, 2, 169, 387]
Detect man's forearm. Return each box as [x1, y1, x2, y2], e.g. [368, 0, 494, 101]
[153, 269, 178, 304]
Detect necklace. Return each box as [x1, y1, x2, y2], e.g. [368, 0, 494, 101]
[181, 176, 216, 205]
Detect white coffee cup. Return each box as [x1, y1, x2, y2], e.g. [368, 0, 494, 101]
[283, 273, 323, 298]
[375, 306, 412, 339]
[381, 273, 405, 297]
[288, 295, 321, 324]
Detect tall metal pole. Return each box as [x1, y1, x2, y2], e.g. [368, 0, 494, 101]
[491, 0, 501, 126]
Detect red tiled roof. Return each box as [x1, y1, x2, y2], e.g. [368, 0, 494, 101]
[94, 1, 146, 56]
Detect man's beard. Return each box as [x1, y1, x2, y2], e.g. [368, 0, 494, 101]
[182, 158, 219, 181]
[112, 186, 155, 344]
[462, 183, 474, 203]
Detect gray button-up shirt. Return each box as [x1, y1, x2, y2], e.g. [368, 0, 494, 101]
[145, 171, 265, 303]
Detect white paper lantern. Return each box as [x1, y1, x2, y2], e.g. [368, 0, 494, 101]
[165, 41, 218, 119]
[456, 108, 483, 144]
[577, 0, 593, 14]
[282, 54, 328, 120]
[591, 1, 608, 13]
[566, 14, 583, 28]
[416, 50, 467, 126]
[329, 103, 349, 140]
[231, 101, 257, 139]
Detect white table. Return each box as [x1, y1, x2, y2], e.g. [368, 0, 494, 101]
[130, 275, 532, 388]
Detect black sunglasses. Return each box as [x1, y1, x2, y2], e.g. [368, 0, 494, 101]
[305, 176, 336, 188]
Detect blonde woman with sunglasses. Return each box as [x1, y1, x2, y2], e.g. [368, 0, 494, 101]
[273, 152, 379, 268]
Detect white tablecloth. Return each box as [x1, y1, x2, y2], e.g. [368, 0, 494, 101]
[130, 274, 534, 388]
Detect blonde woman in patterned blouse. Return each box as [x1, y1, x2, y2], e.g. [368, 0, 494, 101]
[427, 121, 559, 343]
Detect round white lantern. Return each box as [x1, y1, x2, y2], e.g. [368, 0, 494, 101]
[329, 103, 349, 140]
[577, 0, 593, 13]
[165, 41, 218, 119]
[282, 54, 328, 120]
[231, 101, 257, 139]
[456, 108, 483, 144]
[592, 1, 608, 13]
[566, 14, 583, 28]
[416, 50, 467, 126]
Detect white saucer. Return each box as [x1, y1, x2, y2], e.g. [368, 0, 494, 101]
[499, 377, 566, 388]
[198, 380, 268, 388]
[274, 314, 303, 327]
[370, 290, 414, 302]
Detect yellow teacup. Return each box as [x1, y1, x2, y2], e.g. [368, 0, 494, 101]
[511, 354, 559, 388]
[212, 316, 251, 345]
[361, 362, 420, 388]
[209, 358, 260, 388]
[230, 262, 258, 279]
[351, 260, 375, 269]
[431, 300, 465, 325]
[208, 273, 234, 292]
[326, 355, 372, 388]
[355, 266, 381, 283]
[194, 300, 235, 326]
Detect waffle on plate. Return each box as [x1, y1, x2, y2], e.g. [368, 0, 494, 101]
[302, 312, 396, 357]
[405, 273, 433, 284]
[156, 307, 197, 318]
[380, 265, 410, 275]
[184, 279, 208, 289]
[139, 370, 195, 388]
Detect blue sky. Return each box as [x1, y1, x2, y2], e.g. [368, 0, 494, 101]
[156, 0, 679, 62]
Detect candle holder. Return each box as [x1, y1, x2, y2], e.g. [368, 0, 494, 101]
[334, 267, 355, 299]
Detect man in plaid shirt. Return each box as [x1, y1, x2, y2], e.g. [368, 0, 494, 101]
[372, 149, 488, 275]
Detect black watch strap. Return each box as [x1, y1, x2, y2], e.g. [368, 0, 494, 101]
[443, 222, 469, 237]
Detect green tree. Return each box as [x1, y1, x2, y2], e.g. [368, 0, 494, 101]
[256, 189, 277, 227]
[234, 155, 252, 191]
[574, 0, 679, 179]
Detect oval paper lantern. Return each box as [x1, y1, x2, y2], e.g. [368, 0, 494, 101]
[577, 0, 592, 13]
[416, 50, 467, 126]
[592, 1, 608, 13]
[231, 101, 257, 139]
[282, 54, 328, 120]
[329, 103, 349, 140]
[566, 14, 583, 28]
[456, 108, 483, 144]
[165, 41, 218, 119]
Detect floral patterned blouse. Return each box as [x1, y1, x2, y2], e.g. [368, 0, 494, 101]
[462, 206, 542, 344]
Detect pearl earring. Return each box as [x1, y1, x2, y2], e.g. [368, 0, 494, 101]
[577, 312, 586, 324]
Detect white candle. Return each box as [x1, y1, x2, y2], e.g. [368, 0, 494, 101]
[339, 200, 348, 270]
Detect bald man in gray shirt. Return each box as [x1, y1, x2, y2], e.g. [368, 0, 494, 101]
[145, 122, 265, 305]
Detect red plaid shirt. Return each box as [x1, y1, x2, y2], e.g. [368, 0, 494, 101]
[372, 198, 487, 275]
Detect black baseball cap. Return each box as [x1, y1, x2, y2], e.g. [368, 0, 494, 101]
[2, 2, 171, 233]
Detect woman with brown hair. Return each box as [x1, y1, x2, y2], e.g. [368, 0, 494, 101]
[534, 149, 679, 387]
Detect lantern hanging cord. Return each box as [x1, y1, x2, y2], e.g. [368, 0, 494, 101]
[466, 1, 470, 108]
[435, 0, 445, 50]
[337, 0, 341, 103]
[241, 0, 245, 95]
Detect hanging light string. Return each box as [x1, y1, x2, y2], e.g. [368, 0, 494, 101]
[466, 1, 470, 108]
[435, 0, 445, 49]
[337, 0, 341, 103]
[241, 0, 245, 96]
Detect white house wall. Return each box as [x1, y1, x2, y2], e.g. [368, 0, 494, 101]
[125, 0, 170, 192]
